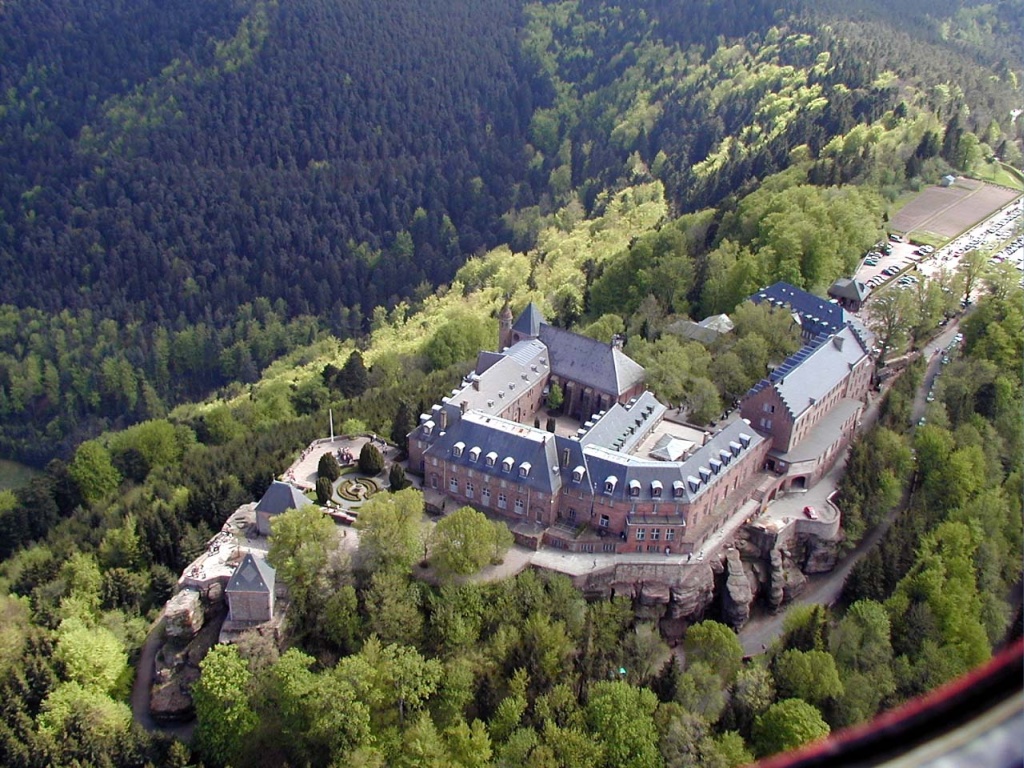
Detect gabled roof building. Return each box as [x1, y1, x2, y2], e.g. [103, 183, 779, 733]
[410, 288, 871, 554]
[255, 480, 312, 536]
[225, 552, 276, 624]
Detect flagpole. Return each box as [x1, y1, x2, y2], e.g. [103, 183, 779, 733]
[329, 408, 335, 442]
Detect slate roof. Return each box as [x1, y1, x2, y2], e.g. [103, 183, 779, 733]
[227, 552, 275, 594]
[828, 278, 868, 302]
[747, 326, 869, 419]
[539, 324, 645, 395]
[511, 302, 545, 338]
[556, 420, 763, 506]
[429, 339, 550, 423]
[771, 399, 862, 463]
[576, 392, 665, 453]
[422, 411, 561, 495]
[665, 319, 720, 345]
[255, 481, 312, 515]
[750, 282, 847, 339]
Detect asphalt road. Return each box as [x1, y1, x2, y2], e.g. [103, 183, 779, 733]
[738, 317, 963, 656]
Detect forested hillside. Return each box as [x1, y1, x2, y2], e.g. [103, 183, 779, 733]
[0, 4, 1021, 760]
[1, 0, 1021, 462]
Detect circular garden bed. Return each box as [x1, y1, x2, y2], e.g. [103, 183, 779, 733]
[336, 476, 381, 502]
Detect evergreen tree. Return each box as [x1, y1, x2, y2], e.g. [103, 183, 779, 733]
[337, 351, 370, 398]
[359, 443, 385, 475]
[315, 476, 334, 505]
[391, 400, 416, 457]
[318, 452, 342, 482]
[389, 462, 411, 491]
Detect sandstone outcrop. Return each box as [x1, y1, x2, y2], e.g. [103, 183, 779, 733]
[164, 589, 204, 641]
[722, 548, 754, 629]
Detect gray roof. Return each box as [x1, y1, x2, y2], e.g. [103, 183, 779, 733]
[771, 399, 863, 463]
[511, 302, 545, 338]
[557, 420, 764, 506]
[227, 552, 275, 594]
[828, 278, 868, 301]
[539, 324, 645, 395]
[751, 326, 869, 419]
[255, 481, 312, 515]
[576, 392, 666, 453]
[422, 411, 561, 495]
[665, 319, 721, 345]
[751, 282, 847, 339]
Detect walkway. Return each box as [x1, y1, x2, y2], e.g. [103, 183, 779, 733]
[737, 318, 966, 656]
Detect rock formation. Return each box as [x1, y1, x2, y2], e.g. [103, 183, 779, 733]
[722, 548, 755, 628]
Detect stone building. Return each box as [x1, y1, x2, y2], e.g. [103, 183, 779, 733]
[255, 480, 312, 536]
[225, 552, 276, 624]
[409, 286, 872, 555]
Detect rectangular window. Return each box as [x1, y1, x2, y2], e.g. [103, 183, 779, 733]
[465, 482, 474, 499]
[603, 543, 616, 552]
[514, 498, 525, 514]
[482, 488, 491, 505]
[651, 528, 661, 541]
[666, 529, 676, 541]
[449, 478, 458, 493]
[567, 508, 577, 521]
[599, 515, 610, 528]
[648, 545, 660, 552]
[635, 528, 646, 541]
[498, 493, 507, 510]
[581, 543, 593, 553]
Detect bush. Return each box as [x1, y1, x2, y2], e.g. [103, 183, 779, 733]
[315, 476, 334, 505]
[389, 462, 411, 491]
[318, 452, 341, 482]
[358, 442, 385, 475]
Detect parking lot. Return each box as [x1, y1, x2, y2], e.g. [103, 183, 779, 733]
[854, 196, 1023, 295]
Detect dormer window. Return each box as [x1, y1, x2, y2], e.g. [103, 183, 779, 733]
[699, 467, 711, 483]
[710, 458, 722, 474]
[519, 462, 531, 478]
[739, 433, 751, 448]
[423, 420, 434, 436]
[468, 446, 481, 462]
[651, 480, 663, 498]
[604, 476, 618, 495]
[502, 457, 514, 472]
[729, 441, 742, 457]
[675, 480, 687, 498]
[720, 449, 732, 465]
[452, 442, 465, 458]
[628, 479, 641, 497]
[686, 476, 700, 493]
[572, 466, 585, 483]
[485, 451, 498, 467]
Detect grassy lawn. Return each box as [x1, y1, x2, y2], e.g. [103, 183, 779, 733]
[968, 161, 1024, 191]
[906, 231, 946, 249]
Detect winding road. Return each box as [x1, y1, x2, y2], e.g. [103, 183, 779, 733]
[738, 318, 965, 656]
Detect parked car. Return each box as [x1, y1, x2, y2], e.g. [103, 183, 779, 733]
[803, 505, 818, 520]
[889, 233, 904, 242]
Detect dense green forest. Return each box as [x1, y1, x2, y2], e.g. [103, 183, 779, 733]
[1, 0, 1021, 461]
[0, 0, 1021, 765]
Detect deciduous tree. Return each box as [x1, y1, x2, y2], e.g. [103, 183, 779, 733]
[355, 488, 426, 573]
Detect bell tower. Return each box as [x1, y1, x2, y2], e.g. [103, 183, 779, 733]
[498, 297, 513, 350]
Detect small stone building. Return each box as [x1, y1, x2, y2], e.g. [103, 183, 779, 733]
[827, 278, 868, 312]
[255, 480, 312, 536]
[225, 552, 276, 624]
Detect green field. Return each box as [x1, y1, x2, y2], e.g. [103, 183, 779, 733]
[0, 459, 40, 492]
[969, 161, 1024, 191]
